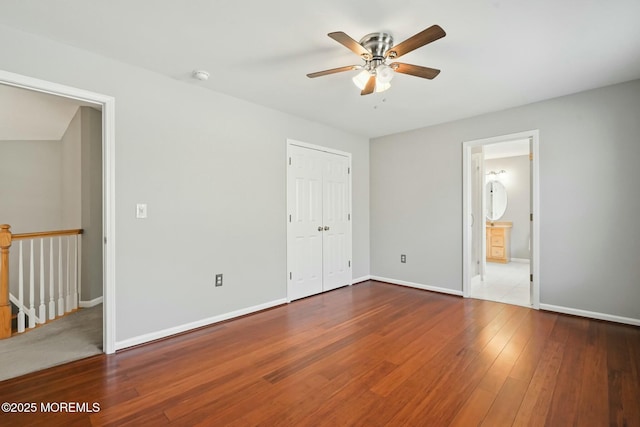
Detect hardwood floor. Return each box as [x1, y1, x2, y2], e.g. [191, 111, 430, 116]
[1, 281, 639, 426]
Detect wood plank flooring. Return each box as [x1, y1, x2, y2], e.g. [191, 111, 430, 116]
[1, 281, 639, 426]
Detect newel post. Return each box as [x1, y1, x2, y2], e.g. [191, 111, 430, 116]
[0, 224, 12, 339]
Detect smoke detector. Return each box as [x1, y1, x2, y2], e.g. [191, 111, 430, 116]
[192, 70, 210, 81]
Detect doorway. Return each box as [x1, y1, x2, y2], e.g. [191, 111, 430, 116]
[0, 69, 116, 353]
[286, 139, 352, 301]
[462, 130, 540, 309]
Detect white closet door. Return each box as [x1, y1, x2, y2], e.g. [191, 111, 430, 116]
[288, 145, 324, 300]
[287, 143, 352, 301]
[321, 153, 350, 291]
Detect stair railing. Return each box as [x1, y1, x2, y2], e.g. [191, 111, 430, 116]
[0, 224, 83, 338]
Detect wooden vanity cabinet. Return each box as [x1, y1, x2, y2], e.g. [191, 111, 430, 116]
[486, 221, 512, 263]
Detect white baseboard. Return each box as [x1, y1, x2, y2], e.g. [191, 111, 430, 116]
[115, 298, 287, 351]
[510, 258, 530, 263]
[79, 296, 103, 308]
[370, 276, 463, 297]
[352, 275, 371, 285]
[540, 303, 640, 327]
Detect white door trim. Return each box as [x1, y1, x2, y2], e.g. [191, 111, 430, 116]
[286, 139, 352, 302]
[462, 130, 540, 309]
[471, 151, 485, 281]
[0, 69, 116, 353]
[287, 139, 352, 158]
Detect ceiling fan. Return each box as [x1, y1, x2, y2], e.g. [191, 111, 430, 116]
[307, 25, 446, 95]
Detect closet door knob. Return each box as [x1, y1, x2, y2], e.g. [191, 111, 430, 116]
[324, 226, 330, 231]
[318, 226, 323, 232]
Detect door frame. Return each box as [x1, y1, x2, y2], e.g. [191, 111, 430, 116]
[286, 139, 352, 303]
[462, 130, 540, 309]
[471, 150, 486, 281]
[0, 69, 116, 353]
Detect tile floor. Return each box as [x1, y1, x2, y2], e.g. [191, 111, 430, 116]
[471, 260, 531, 307]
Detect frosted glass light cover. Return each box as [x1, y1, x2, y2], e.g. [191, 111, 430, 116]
[352, 69, 371, 89]
[375, 81, 391, 92]
[376, 65, 394, 83]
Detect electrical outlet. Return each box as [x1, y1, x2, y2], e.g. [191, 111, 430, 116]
[401, 254, 406, 263]
[215, 274, 223, 287]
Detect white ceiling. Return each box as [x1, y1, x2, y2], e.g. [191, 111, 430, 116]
[1, 0, 639, 138]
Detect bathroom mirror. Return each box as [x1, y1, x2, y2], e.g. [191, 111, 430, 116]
[486, 181, 507, 220]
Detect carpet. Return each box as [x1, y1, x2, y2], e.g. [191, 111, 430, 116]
[0, 304, 103, 381]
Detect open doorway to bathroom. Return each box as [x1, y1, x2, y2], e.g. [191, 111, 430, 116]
[462, 130, 540, 309]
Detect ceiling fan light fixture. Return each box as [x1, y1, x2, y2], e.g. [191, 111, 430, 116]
[309, 25, 446, 95]
[376, 64, 394, 84]
[352, 69, 371, 90]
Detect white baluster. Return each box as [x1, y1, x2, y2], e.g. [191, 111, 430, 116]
[66, 236, 71, 312]
[38, 239, 46, 323]
[17, 241, 25, 333]
[49, 238, 55, 320]
[28, 240, 36, 328]
[57, 237, 64, 316]
[73, 235, 79, 309]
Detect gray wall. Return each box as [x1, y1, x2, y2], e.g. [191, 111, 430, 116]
[0, 139, 66, 300]
[371, 79, 640, 321]
[485, 155, 530, 260]
[80, 106, 103, 301]
[61, 107, 81, 228]
[0, 140, 62, 233]
[1, 107, 102, 302]
[0, 24, 370, 343]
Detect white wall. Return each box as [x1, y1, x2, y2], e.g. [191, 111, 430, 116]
[0, 24, 370, 344]
[0, 140, 62, 233]
[371, 79, 640, 322]
[485, 155, 530, 259]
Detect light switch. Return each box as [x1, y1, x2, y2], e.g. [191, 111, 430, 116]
[136, 203, 147, 219]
